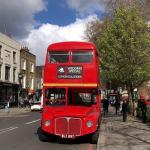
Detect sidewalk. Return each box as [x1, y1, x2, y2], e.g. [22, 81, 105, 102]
[0, 107, 31, 117]
[97, 107, 150, 150]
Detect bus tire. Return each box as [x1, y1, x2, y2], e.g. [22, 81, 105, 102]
[37, 127, 49, 142]
[91, 130, 99, 144]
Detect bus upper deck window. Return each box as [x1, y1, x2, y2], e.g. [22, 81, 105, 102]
[49, 51, 69, 63]
[72, 51, 93, 63]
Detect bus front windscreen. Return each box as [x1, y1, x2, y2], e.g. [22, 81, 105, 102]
[68, 88, 97, 106]
[45, 88, 66, 106]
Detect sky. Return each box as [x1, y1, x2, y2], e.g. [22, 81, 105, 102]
[0, 0, 108, 65]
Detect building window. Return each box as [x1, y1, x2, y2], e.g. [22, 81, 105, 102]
[5, 66, 10, 81]
[13, 51, 16, 63]
[5, 50, 11, 60]
[22, 75, 26, 88]
[30, 63, 34, 72]
[21, 59, 26, 70]
[37, 78, 43, 89]
[0, 45, 2, 58]
[13, 68, 16, 82]
[30, 77, 34, 89]
[0, 64, 1, 80]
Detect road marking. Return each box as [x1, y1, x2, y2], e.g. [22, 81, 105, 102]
[25, 119, 41, 125]
[0, 126, 18, 134]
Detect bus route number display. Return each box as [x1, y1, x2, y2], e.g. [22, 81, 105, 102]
[57, 66, 82, 79]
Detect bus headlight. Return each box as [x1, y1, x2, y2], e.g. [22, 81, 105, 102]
[86, 121, 93, 128]
[44, 120, 51, 127]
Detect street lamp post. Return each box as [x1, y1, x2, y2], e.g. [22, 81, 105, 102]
[18, 73, 23, 88]
[18, 73, 23, 107]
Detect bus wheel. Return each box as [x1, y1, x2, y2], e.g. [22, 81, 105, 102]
[91, 130, 99, 144]
[37, 127, 49, 142]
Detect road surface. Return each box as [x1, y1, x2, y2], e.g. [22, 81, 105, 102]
[0, 111, 96, 150]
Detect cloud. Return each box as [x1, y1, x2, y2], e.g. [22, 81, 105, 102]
[0, 0, 46, 39]
[24, 15, 97, 65]
[66, 0, 107, 16]
[0, 0, 101, 65]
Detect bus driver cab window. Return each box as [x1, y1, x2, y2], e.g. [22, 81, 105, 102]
[45, 88, 66, 106]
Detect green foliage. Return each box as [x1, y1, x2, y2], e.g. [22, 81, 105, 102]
[94, 7, 150, 89]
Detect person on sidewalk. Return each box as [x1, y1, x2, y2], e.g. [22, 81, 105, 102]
[122, 100, 128, 122]
[114, 100, 120, 115]
[140, 95, 147, 123]
[19, 96, 24, 108]
[119, 100, 123, 114]
[103, 99, 109, 116]
[7, 95, 12, 108]
[24, 96, 29, 110]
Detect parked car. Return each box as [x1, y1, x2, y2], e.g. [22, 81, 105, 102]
[31, 94, 43, 111]
[31, 101, 42, 111]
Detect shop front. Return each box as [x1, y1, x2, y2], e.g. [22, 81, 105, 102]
[0, 82, 19, 107]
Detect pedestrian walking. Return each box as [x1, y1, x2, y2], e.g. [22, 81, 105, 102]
[103, 99, 109, 116]
[19, 96, 24, 108]
[7, 95, 12, 108]
[140, 95, 147, 123]
[4, 96, 11, 112]
[114, 100, 120, 115]
[7, 99, 10, 108]
[119, 100, 123, 114]
[29, 97, 33, 107]
[122, 100, 128, 122]
[24, 96, 29, 109]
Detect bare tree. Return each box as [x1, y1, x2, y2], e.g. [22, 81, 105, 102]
[107, 0, 150, 20]
[85, 19, 103, 42]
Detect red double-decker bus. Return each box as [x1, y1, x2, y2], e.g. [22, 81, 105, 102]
[38, 41, 101, 143]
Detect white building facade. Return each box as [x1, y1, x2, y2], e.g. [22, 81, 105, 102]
[0, 33, 21, 106]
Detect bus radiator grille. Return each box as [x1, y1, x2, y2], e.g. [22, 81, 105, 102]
[55, 117, 81, 137]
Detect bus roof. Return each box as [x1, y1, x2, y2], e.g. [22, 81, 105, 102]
[47, 41, 96, 50]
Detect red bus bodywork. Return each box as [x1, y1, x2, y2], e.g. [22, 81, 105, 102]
[40, 41, 101, 143]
